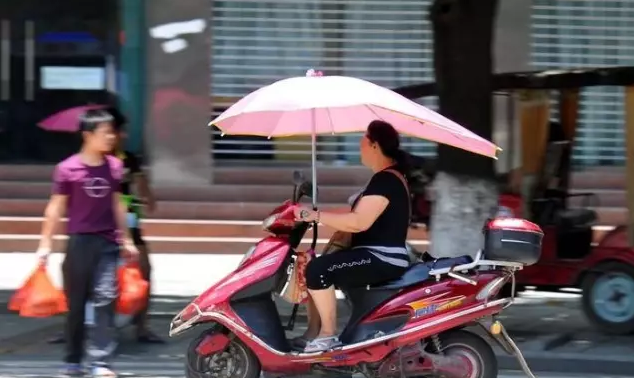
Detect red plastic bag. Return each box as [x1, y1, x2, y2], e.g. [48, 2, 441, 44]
[116, 263, 149, 315]
[8, 265, 67, 317]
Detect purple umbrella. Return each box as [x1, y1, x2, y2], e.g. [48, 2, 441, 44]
[38, 105, 106, 133]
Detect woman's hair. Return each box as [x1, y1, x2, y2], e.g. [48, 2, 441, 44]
[366, 120, 411, 176]
[103, 106, 128, 132]
[79, 109, 115, 133]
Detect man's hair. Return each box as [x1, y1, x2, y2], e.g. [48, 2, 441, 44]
[79, 109, 115, 133]
[103, 106, 127, 132]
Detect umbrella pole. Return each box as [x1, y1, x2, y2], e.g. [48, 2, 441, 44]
[311, 113, 318, 208]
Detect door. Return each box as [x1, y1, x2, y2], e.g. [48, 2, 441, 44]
[0, 0, 118, 163]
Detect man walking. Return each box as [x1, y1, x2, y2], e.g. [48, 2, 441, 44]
[36, 109, 138, 377]
[106, 106, 163, 343]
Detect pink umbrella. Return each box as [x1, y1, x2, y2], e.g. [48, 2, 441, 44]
[210, 71, 500, 159]
[38, 104, 106, 133]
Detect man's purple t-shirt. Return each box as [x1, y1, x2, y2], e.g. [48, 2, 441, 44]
[53, 154, 123, 241]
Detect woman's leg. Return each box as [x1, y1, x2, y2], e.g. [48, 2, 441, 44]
[307, 286, 337, 337]
[304, 248, 408, 351]
[303, 296, 321, 339]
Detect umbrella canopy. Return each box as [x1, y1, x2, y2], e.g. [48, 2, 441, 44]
[38, 105, 106, 133]
[210, 74, 500, 159]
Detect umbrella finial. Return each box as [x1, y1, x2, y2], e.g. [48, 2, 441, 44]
[306, 69, 323, 77]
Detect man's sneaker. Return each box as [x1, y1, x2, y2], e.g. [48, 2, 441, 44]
[60, 363, 85, 377]
[90, 365, 117, 378]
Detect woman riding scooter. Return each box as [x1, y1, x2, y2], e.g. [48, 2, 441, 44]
[292, 120, 411, 352]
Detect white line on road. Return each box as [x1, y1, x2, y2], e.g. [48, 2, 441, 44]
[0, 234, 431, 245]
[0, 216, 617, 232]
[0, 216, 262, 225]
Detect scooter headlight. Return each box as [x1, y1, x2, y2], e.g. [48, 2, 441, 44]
[262, 214, 278, 232]
[238, 246, 257, 267]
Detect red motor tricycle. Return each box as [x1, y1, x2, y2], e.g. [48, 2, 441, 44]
[407, 145, 634, 335]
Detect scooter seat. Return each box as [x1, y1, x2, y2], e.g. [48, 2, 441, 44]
[370, 255, 473, 290]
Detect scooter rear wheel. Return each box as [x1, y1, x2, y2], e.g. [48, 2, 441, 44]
[438, 330, 498, 378]
[186, 329, 261, 378]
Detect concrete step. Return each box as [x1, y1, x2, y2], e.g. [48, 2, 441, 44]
[0, 198, 627, 224]
[0, 165, 370, 186]
[0, 181, 356, 203]
[0, 217, 430, 240]
[0, 216, 617, 254]
[0, 199, 343, 220]
[0, 165, 626, 189]
[0, 237, 319, 254]
[0, 181, 625, 207]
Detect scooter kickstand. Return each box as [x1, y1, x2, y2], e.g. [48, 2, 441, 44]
[496, 322, 538, 378]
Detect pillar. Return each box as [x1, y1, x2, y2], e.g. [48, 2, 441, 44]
[119, 0, 146, 154]
[143, 0, 212, 185]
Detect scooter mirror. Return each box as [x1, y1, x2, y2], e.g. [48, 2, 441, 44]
[292, 170, 305, 185]
[299, 181, 315, 198]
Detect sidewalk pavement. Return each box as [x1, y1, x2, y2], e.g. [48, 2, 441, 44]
[1, 292, 634, 376]
[2, 253, 634, 375]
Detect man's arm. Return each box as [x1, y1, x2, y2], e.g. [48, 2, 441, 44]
[38, 165, 70, 257]
[113, 192, 135, 246]
[111, 158, 138, 258]
[134, 173, 156, 212]
[38, 195, 67, 252]
[130, 154, 156, 212]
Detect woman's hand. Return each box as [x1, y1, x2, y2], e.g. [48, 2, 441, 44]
[294, 206, 320, 222]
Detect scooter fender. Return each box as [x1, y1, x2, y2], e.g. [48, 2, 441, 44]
[195, 332, 231, 356]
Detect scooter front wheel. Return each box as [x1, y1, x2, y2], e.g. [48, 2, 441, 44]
[186, 329, 261, 378]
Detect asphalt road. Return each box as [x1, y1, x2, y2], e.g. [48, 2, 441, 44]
[0, 366, 626, 378]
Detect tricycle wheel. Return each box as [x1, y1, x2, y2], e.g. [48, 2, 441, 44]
[186, 329, 261, 378]
[582, 262, 634, 334]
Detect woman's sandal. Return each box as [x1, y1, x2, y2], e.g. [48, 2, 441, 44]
[290, 336, 311, 349]
[304, 336, 342, 353]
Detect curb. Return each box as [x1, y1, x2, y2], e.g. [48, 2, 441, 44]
[497, 352, 634, 376]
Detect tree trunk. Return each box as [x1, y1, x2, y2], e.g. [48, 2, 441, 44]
[428, 0, 500, 259]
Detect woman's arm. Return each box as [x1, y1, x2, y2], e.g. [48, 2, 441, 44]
[297, 195, 389, 233]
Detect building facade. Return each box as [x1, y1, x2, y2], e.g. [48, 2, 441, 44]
[531, 0, 634, 167]
[210, 0, 439, 164]
[0, 0, 629, 174]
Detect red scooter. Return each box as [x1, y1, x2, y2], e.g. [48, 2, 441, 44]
[170, 172, 541, 378]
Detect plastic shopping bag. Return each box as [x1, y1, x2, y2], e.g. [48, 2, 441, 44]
[281, 249, 314, 304]
[116, 263, 149, 315]
[8, 264, 67, 317]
